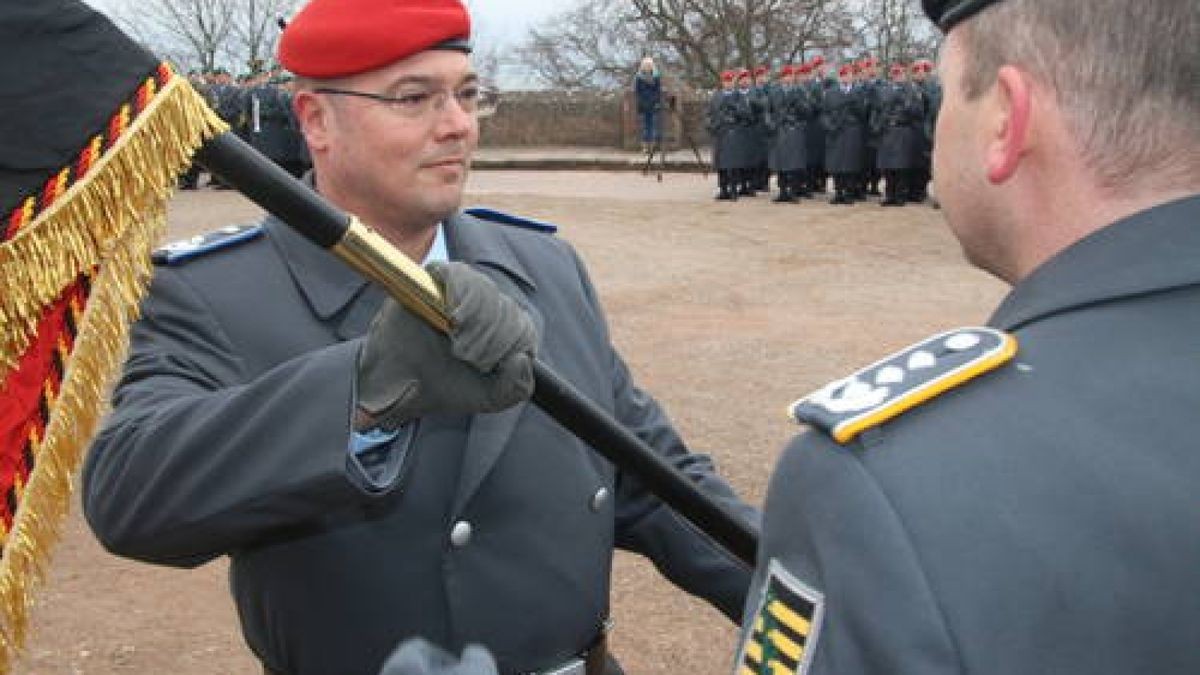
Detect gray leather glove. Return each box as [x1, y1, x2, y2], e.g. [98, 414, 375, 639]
[379, 639, 498, 675]
[355, 261, 537, 431]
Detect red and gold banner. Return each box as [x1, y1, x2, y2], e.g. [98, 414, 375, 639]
[0, 61, 225, 670]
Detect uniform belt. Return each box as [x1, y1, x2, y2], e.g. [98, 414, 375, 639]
[533, 630, 610, 675]
[261, 628, 613, 675]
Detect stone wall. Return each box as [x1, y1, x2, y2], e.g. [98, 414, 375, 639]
[480, 89, 714, 150]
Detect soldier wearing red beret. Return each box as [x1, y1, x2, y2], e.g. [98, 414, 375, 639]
[83, 1, 757, 674]
[819, 64, 869, 204]
[708, 69, 748, 199]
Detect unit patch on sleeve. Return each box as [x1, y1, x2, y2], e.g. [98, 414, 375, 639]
[789, 327, 1017, 444]
[735, 559, 825, 675]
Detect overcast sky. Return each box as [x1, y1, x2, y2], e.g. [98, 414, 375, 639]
[467, 0, 560, 48]
[83, 0, 560, 49]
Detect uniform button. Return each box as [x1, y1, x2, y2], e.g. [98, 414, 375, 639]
[875, 365, 905, 385]
[907, 350, 937, 370]
[944, 332, 981, 351]
[450, 521, 472, 547]
[590, 487, 610, 512]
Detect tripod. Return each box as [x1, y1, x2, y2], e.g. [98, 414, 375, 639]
[641, 97, 708, 181]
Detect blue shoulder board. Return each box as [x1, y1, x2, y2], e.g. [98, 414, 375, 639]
[152, 223, 263, 265]
[465, 207, 558, 234]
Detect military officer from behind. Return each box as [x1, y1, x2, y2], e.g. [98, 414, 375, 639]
[81, 0, 757, 674]
[740, 0, 1200, 672]
[387, 0, 1200, 673]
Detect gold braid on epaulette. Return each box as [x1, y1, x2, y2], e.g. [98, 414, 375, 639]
[0, 62, 227, 669]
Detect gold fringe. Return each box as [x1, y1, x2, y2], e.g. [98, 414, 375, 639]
[0, 75, 227, 671]
[0, 76, 228, 377]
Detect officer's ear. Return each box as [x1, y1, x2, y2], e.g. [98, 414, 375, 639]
[985, 65, 1033, 184]
[293, 88, 333, 153]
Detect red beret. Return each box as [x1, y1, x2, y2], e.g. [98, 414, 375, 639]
[798, 63, 813, 74]
[738, 69, 752, 79]
[721, 70, 736, 82]
[780, 64, 795, 76]
[812, 55, 825, 66]
[838, 64, 853, 76]
[892, 63, 907, 73]
[753, 65, 769, 76]
[279, 0, 471, 78]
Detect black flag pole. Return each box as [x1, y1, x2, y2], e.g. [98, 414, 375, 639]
[195, 133, 760, 567]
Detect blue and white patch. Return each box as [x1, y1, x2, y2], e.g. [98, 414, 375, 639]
[465, 206, 558, 233]
[152, 223, 262, 265]
[735, 559, 825, 675]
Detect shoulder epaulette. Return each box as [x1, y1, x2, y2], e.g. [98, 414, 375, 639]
[152, 223, 263, 266]
[790, 327, 1018, 444]
[465, 207, 558, 234]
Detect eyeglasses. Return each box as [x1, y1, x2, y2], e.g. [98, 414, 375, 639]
[313, 83, 484, 120]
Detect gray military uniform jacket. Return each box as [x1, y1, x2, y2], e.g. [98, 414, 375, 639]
[83, 210, 756, 675]
[739, 194, 1200, 674]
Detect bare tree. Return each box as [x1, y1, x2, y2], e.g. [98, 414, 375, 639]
[109, 0, 238, 73]
[228, 0, 301, 74]
[97, 0, 304, 75]
[515, 0, 859, 90]
[517, 0, 646, 89]
[630, 0, 857, 84]
[850, 0, 938, 63]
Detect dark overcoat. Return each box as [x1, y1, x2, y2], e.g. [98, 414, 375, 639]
[84, 209, 757, 675]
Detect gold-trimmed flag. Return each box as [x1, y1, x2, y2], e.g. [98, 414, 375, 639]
[0, 0, 226, 668]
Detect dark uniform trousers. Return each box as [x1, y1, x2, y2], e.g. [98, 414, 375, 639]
[83, 208, 755, 675]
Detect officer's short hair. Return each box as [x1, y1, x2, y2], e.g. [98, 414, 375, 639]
[956, 0, 1198, 192]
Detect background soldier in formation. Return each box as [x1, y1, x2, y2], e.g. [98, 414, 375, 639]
[708, 54, 940, 208]
[707, 70, 743, 200]
[748, 65, 772, 193]
[859, 58, 884, 197]
[245, 71, 310, 178]
[803, 57, 828, 195]
[912, 59, 939, 202]
[765, 64, 815, 202]
[821, 64, 868, 204]
[873, 62, 927, 205]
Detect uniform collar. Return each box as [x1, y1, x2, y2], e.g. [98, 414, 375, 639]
[443, 210, 538, 292]
[989, 193, 1200, 330]
[265, 172, 455, 320]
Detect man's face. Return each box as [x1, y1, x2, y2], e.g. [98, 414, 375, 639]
[934, 33, 1005, 275]
[306, 49, 479, 233]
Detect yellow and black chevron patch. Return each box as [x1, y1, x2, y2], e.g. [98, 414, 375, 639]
[736, 560, 824, 675]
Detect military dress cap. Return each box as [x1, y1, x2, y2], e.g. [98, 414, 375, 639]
[279, 0, 472, 78]
[922, 0, 1005, 31]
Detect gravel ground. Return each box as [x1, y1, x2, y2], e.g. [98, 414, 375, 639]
[17, 170, 1006, 674]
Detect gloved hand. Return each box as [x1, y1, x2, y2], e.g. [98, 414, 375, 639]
[354, 261, 537, 431]
[379, 639, 498, 675]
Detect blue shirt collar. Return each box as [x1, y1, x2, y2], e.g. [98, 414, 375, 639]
[423, 223, 449, 265]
